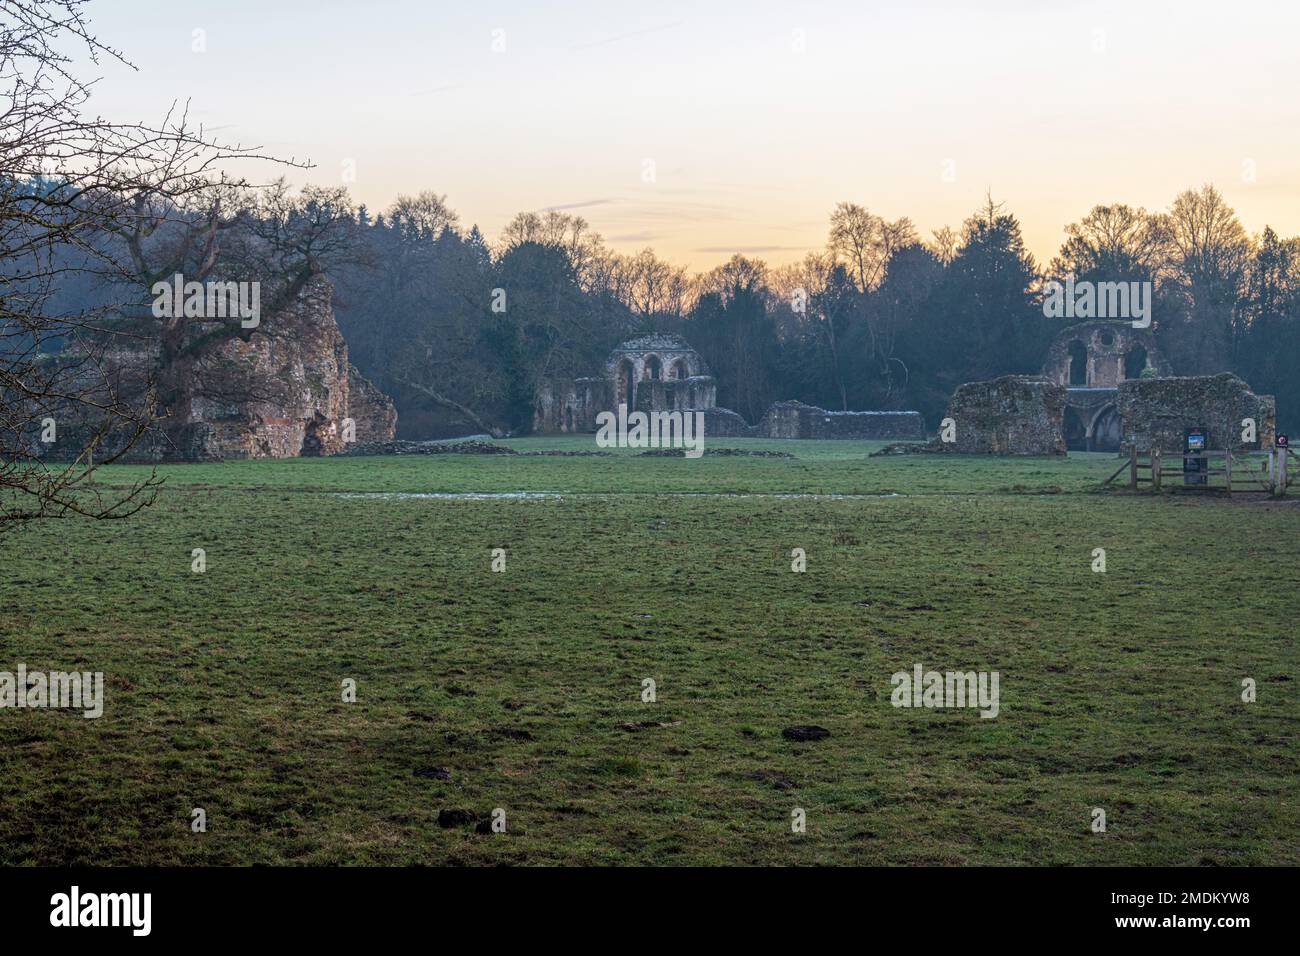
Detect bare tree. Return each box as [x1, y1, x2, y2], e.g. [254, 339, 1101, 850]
[1167, 185, 1249, 293]
[1050, 203, 1173, 282]
[827, 202, 915, 293]
[619, 247, 690, 320]
[108, 180, 357, 446]
[697, 253, 769, 303]
[928, 226, 958, 267]
[1165, 184, 1252, 371]
[499, 209, 609, 291]
[386, 191, 459, 238]
[0, 0, 301, 526]
[825, 203, 917, 400]
[770, 252, 850, 409]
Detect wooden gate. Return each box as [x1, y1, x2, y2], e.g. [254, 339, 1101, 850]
[1104, 447, 1297, 496]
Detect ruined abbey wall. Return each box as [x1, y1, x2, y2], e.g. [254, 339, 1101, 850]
[35, 278, 396, 462]
[633, 377, 717, 415]
[534, 334, 926, 439]
[758, 401, 926, 440]
[943, 376, 1067, 455]
[1117, 374, 1276, 453]
[1042, 321, 1171, 388]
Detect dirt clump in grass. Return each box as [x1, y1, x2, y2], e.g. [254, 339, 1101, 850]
[748, 769, 800, 789]
[437, 809, 477, 828]
[619, 719, 682, 732]
[782, 725, 831, 742]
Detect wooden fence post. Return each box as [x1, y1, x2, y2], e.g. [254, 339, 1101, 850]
[1152, 449, 1161, 492]
[1129, 445, 1138, 490]
[1225, 449, 1233, 496]
[1279, 448, 1289, 497]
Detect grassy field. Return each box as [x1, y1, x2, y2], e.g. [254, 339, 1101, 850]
[1, 438, 1297, 865]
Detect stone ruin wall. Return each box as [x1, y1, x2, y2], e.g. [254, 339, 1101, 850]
[604, 341, 707, 384]
[533, 332, 930, 442]
[34, 277, 396, 462]
[164, 278, 396, 460]
[943, 376, 1067, 455]
[1117, 373, 1276, 453]
[633, 378, 718, 416]
[1042, 321, 1172, 387]
[347, 365, 398, 444]
[187, 285, 351, 459]
[758, 401, 926, 440]
[536, 334, 927, 440]
[697, 407, 755, 437]
[534, 376, 616, 434]
[535, 388, 927, 441]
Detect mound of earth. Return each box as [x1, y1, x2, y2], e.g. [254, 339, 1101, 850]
[518, 449, 614, 457]
[341, 439, 514, 456]
[637, 447, 796, 459]
[870, 441, 943, 456]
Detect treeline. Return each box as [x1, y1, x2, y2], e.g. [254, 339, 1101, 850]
[13, 178, 1296, 438]
[334, 185, 1300, 436]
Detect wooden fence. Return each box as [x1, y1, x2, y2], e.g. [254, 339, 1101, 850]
[1103, 446, 1296, 496]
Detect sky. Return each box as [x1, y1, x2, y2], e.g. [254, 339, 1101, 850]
[77, 0, 1300, 272]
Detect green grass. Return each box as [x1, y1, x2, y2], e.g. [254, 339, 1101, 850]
[1, 439, 1297, 865]
[92, 436, 1121, 496]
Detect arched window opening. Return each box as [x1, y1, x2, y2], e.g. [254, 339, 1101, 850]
[1124, 345, 1148, 380]
[1091, 405, 1122, 452]
[618, 359, 635, 409]
[1064, 407, 1088, 451]
[1068, 340, 1088, 386]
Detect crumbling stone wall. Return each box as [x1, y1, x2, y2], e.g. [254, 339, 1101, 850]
[187, 283, 351, 459]
[757, 401, 925, 440]
[534, 376, 616, 433]
[697, 407, 756, 437]
[1117, 373, 1275, 452]
[1042, 321, 1171, 387]
[943, 376, 1067, 455]
[634, 377, 718, 415]
[346, 365, 398, 444]
[35, 277, 396, 462]
[533, 333, 926, 440]
[535, 333, 717, 433]
[604, 333, 710, 406]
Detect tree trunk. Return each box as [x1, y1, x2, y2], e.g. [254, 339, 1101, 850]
[398, 378, 503, 437]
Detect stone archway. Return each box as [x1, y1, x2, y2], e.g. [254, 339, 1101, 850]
[1089, 404, 1121, 452]
[1124, 345, 1148, 380]
[300, 413, 340, 457]
[1044, 321, 1170, 388]
[1064, 406, 1088, 451]
[1068, 340, 1088, 386]
[617, 358, 635, 409]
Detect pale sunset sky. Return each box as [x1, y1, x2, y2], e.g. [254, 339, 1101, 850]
[82, 0, 1300, 271]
